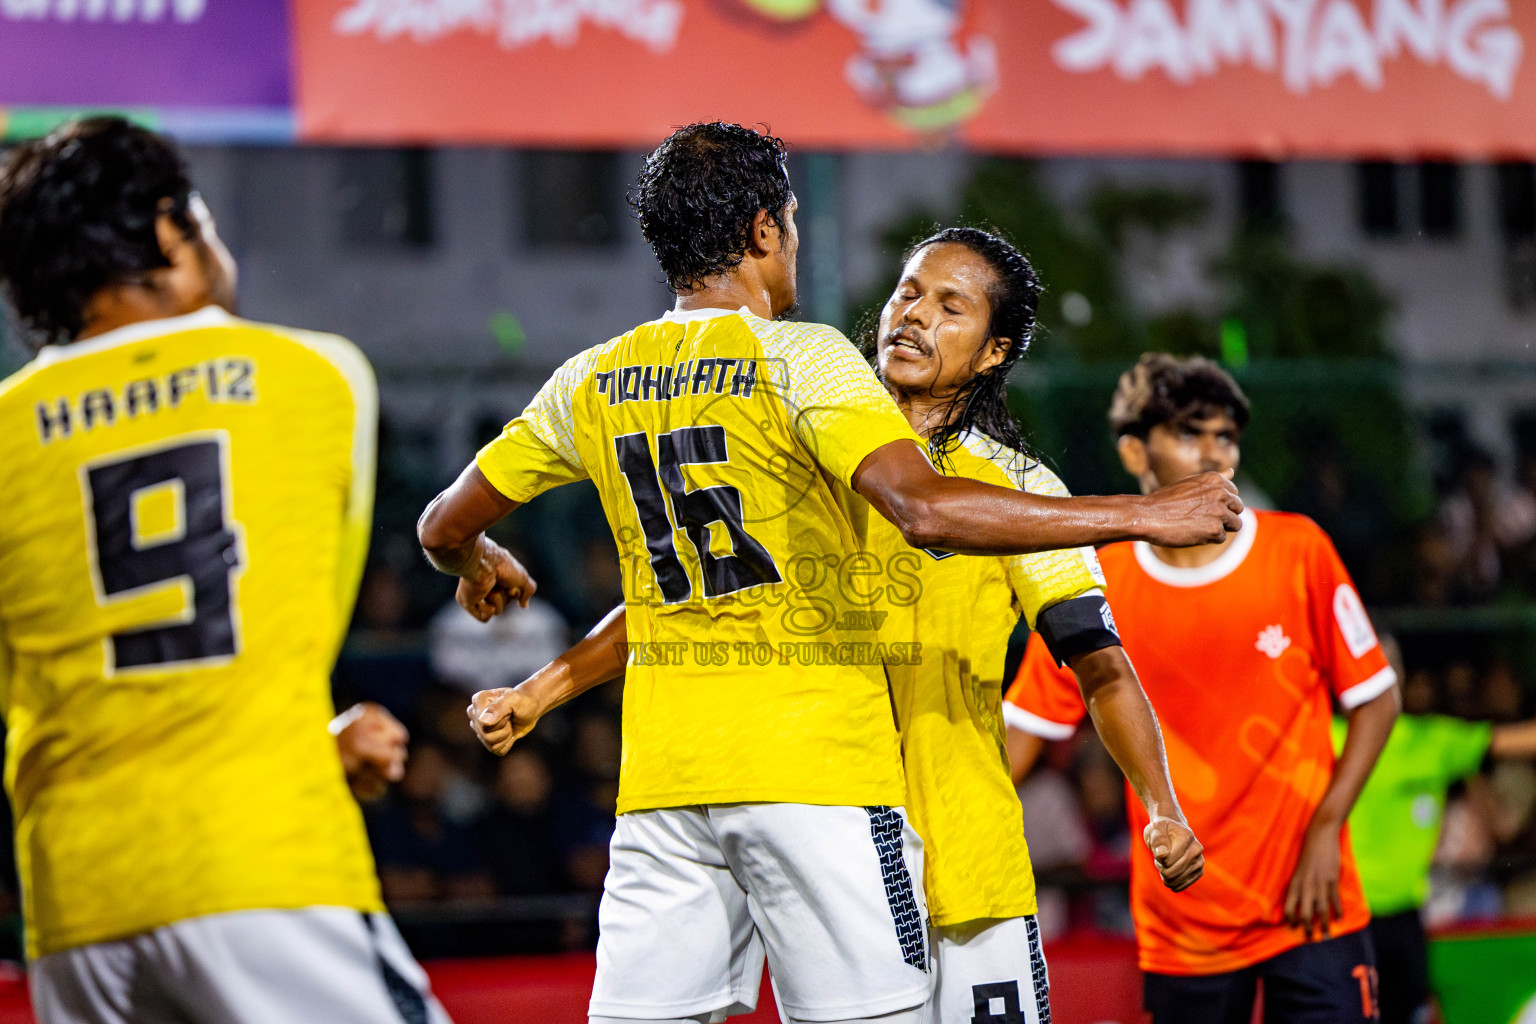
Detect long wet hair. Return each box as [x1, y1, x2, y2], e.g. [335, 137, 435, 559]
[878, 226, 1041, 468]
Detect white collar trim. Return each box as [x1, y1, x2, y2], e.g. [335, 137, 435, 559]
[661, 305, 754, 324]
[33, 306, 235, 367]
[1132, 507, 1258, 587]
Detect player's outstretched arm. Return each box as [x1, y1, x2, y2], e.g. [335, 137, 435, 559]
[1285, 686, 1398, 938]
[1491, 718, 1536, 759]
[469, 605, 628, 756]
[418, 464, 537, 621]
[1006, 729, 1046, 786]
[1071, 645, 1205, 893]
[851, 440, 1242, 554]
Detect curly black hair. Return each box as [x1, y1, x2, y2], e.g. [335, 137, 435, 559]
[1108, 352, 1251, 439]
[891, 226, 1042, 468]
[629, 123, 792, 293]
[0, 116, 196, 346]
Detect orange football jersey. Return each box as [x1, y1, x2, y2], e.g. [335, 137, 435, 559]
[1004, 510, 1394, 976]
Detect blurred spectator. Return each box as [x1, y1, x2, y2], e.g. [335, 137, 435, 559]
[1016, 741, 1091, 942]
[1402, 667, 1440, 716]
[554, 715, 622, 892]
[476, 747, 569, 897]
[1075, 737, 1131, 882]
[1072, 736, 1134, 935]
[1411, 521, 1459, 608]
[1506, 444, 1536, 593]
[354, 562, 413, 637]
[366, 744, 495, 904]
[1492, 761, 1536, 915]
[1483, 659, 1528, 722]
[577, 539, 626, 629]
[1017, 749, 1092, 875]
[429, 593, 568, 694]
[1287, 434, 1392, 601]
[1443, 662, 1485, 720]
[1426, 791, 1503, 925]
[1435, 449, 1536, 602]
[335, 561, 437, 721]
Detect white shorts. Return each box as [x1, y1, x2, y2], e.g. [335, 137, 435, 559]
[591, 803, 931, 1022]
[29, 907, 451, 1024]
[929, 916, 1050, 1024]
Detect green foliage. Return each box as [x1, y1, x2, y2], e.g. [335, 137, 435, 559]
[1089, 184, 1210, 247]
[958, 160, 1141, 362]
[1215, 227, 1392, 359]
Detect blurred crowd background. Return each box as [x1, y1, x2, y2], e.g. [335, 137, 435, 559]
[6, 146, 1536, 960]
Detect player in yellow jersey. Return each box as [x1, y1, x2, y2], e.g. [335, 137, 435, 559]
[418, 124, 1239, 1024]
[867, 228, 1203, 1022]
[0, 119, 449, 1024]
[458, 226, 1205, 1024]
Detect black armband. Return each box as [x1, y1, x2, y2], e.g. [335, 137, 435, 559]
[1036, 593, 1121, 667]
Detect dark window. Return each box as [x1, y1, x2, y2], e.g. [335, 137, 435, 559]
[1418, 162, 1461, 239]
[521, 151, 623, 249]
[1237, 160, 1282, 228]
[1499, 163, 1536, 311]
[336, 148, 434, 248]
[1357, 162, 1400, 237]
[1498, 162, 1536, 241]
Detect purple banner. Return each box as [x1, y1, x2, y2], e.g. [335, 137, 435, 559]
[0, 0, 290, 107]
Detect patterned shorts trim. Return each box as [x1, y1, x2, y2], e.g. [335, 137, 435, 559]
[865, 806, 928, 971]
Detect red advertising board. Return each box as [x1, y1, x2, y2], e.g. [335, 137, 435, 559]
[292, 0, 1536, 156]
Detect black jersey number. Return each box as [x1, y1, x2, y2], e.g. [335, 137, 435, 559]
[84, 438, 243, 673]
[615, 426, 782, 603]
[970, 982, 1027, 1024]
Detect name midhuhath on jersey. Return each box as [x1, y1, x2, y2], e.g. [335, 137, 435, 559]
[595, 357, 758, 406]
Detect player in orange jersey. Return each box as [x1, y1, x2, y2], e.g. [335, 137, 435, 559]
[1005, 353, 1399, 1024]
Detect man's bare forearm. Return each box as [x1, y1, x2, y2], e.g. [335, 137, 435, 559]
[1314, 688, 1398, 829]
[419, 518, 484, 576]
[893, 475, 1153, 554]
[418, 464, 520, 575]
[852, 439, 1240, 554]
[1007, 727, 1046, 786]
[517, 606, 629, 718]
[1491, 719, 1536, 759]
[1074, 646, 1186, 824]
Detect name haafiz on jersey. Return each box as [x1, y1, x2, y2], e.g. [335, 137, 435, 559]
[34, 357, 256, 444]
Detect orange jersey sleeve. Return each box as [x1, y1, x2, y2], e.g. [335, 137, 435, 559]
[1002, 630, 1088, 740]
[1300, 521, 1396, 709]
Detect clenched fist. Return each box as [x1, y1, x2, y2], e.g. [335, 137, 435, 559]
[1139, 472, 1243, 548]
[456, 539, 537, 622]
[332, 702, 409, 802]
[1144, 816, 1205, 892]
[467, 686, 545, 756]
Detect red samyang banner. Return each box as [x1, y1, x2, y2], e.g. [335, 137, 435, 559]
[293, 0, 1536, 157]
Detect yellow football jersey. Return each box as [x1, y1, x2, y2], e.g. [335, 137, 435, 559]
[0, 306, 383, 959]
[477, 307, 923, 814]
[873, 432, 1105, 927]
